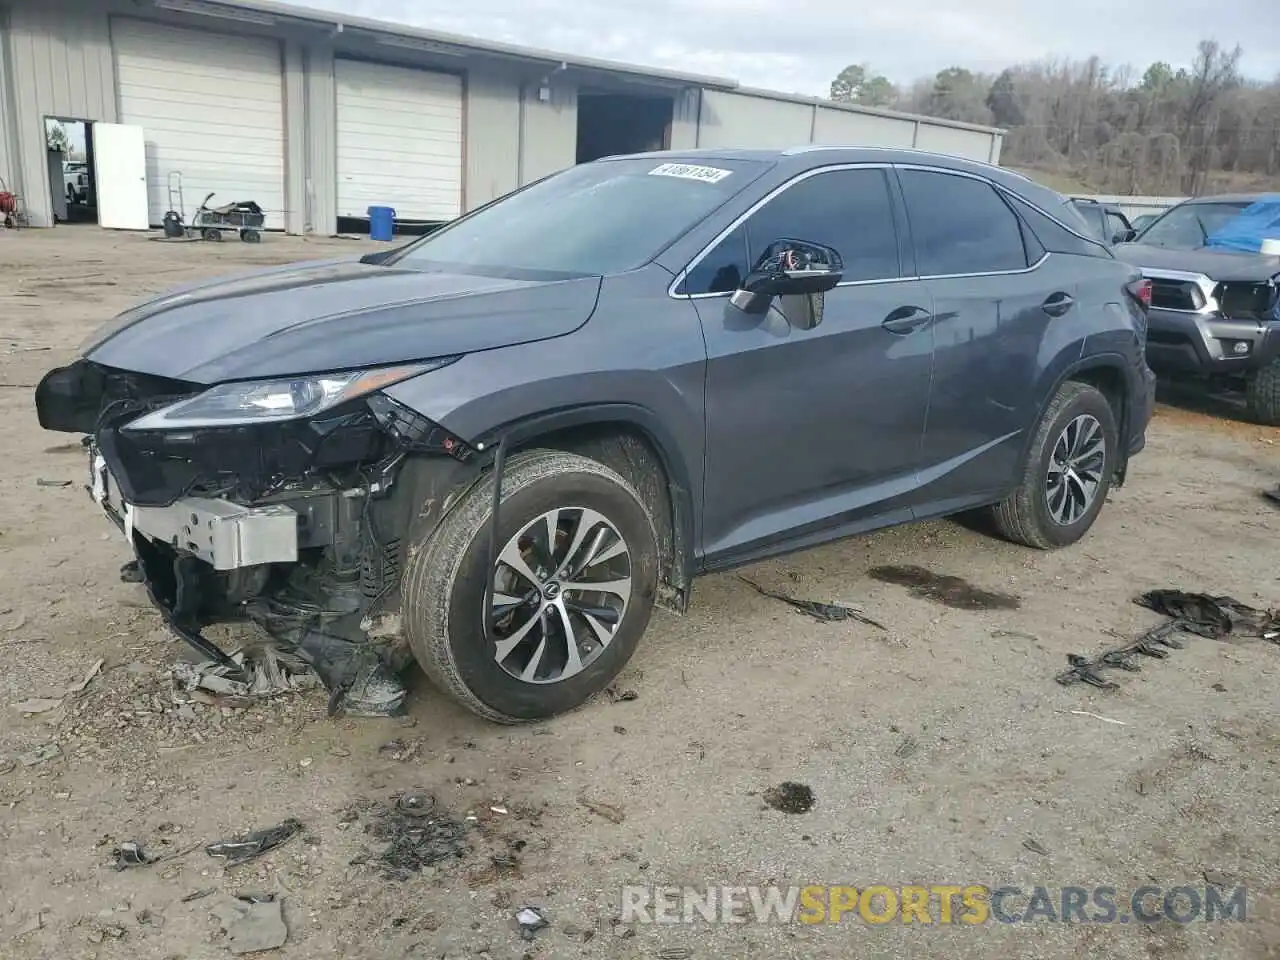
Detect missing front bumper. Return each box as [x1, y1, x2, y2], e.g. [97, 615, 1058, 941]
[94, 461, 299, 571]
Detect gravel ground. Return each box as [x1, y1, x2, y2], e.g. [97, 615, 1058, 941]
[1, 227, 1278, 960]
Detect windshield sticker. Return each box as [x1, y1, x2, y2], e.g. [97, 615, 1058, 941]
[648, 163, 733, 184]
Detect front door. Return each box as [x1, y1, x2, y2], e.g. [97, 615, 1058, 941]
[688, 166, 936, 562]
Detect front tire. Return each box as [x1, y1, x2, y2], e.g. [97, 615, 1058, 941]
[1245, 358, 1280, 426]
[989, 380, 1118, 549]
[403, 450, 660, 723]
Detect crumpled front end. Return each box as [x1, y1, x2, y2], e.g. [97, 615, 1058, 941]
[35, 358, 479, 716]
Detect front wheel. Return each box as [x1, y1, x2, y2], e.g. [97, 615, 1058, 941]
[1245, 358, 1280, 426]
[989, 381, 1118, 549]
[403, 449, 660, 723]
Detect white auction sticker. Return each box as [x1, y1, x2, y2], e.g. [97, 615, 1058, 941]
[647, 162, 733, 184]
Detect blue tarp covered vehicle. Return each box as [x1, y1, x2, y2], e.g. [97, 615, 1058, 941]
[1206, 194, 1280, 253]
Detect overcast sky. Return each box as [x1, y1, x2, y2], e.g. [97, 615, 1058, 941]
[305, 0, 1279, 96]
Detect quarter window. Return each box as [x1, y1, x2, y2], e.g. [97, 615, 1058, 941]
[679, 168, 901, 295]
[899, 169, 1031, 276]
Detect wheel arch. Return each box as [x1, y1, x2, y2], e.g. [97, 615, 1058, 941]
[473, 403, 697, 613]
[1032, 352, 1133, 486]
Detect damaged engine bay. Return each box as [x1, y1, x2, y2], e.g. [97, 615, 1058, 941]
[36, 357, 481, 716]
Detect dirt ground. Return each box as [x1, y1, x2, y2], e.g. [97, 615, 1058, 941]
[1, 226, 1278, 960]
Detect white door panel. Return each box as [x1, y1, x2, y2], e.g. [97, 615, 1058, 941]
[93, 123, 149, 230]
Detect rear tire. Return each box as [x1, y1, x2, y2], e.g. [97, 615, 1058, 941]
[1245, 358, 1280, 426]
[402, 449, 660, 723]
[989, 380, 1118, 549]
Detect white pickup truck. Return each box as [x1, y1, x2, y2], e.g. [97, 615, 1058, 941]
[63, 161, 89, 204]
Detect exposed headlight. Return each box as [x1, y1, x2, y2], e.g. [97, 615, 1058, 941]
[122, 360, 454, 431]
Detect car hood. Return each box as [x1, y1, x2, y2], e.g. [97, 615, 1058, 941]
[82, 257, 602, 383]
[1113, 243, 1280, 282]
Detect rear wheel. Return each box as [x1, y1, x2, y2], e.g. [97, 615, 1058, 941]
[403, 450, 659, 723]
[1245, 358, 1280, 426]
[989, 380, 1118, 549]
[202, 228, 222, 242]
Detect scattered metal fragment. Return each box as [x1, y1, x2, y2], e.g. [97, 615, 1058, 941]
[613, 725, 627, 735]
[206, 819, 303, 866]
[35, 478, 73, 487]
[515, 906, 549, 940]
[111, 841, 156, 870]
[395, 793, 435, 818]
[763, 781, 815, 814]
[181, 888, 216, 903]
[1065, 710, 1127, 726]
[659, 949, 694, 960]
[1023, 838, 1050, 856]
[605, 685, 638, 703]
[1058, 590, 1280, 688]
[738, 576, 887, 628]
[211, 895, 288, 955]
[578, 794, 625, 825]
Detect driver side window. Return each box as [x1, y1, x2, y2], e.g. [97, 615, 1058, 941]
[678, 168, 901, 296]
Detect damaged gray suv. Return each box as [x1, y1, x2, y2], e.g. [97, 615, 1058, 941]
[36, 147, 1157, 722]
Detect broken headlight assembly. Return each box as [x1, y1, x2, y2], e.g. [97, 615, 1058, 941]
[123, 361, 456, 431]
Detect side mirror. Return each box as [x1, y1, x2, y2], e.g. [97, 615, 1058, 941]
[730, 239, 843, 313]
[1115, 228, 1137, 244]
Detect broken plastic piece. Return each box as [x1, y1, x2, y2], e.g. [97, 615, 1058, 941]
[111, 841, 155, 870]
[206, 818, 303, 866]
[211, 895, 289, 955]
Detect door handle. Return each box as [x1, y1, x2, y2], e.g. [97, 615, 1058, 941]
[881, 305, 933, 335]
[1042, 292, 1075, 317]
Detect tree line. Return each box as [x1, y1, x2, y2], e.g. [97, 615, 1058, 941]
[829, 42, 1280, 196]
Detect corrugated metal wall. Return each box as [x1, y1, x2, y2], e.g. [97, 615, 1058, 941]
[0, 6, 16, 197]
[464, 69, 521, 211]
[698, 90, 813, 149]
[813, 106, 916, 148]
[5, 2, 115, 226]
[519, 81, 577, 184]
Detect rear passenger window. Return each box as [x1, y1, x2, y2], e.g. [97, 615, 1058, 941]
[679, 168, 900, 295]
[899, 169, 1030, 276]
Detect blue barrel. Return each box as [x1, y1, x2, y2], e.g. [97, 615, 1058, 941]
[368, 205, 396, 241]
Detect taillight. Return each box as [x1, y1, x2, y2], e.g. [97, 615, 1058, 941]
[1126, 278, 1152, 309]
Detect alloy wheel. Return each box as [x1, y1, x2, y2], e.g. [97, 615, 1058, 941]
[1045, 413, 1106, 526]
[488, 507, 633, 684]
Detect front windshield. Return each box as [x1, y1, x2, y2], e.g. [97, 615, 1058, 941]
[1135, 201, 1251, 249]
[390, 157, 770, 277]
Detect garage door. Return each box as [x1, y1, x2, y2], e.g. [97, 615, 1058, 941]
[335, 59, 463, 222]
[112, 18, 285, 229]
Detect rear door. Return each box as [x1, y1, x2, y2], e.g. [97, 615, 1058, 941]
[898, 166, 1079, 507]
[689, 165, 936, 561]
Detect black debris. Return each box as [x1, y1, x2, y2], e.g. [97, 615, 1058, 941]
[181, 888, 215, 903]
[605, 685, 638, 703]
[1023, 838, 1049, 856]
[738, 577, 887, 628]
[206, 818, 303, 867]
[868, 565, 1020, 611]
[111, 841, 155, 871]
[1264, 485, 1280, 507]
[119, 560, 145, 584]
[354, 793, 468, 881]
[35, 478, 73, 488]
[763, 781, 815, 814]
[1058, 590, 1280, 689]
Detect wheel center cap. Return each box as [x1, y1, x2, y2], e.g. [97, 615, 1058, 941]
[542, 581, 562, 600]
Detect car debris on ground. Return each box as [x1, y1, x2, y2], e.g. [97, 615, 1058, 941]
[211, 894, 289, 955]
[348, 792, 469, 880]
[1058, 589, 1280, 688]
[110, 841, 154, 871]
[577, 794, 625, 825]
[514, 905, 549, 940]
[206, 819, 303, 867]
[739, 576, 887, 628]
[171, 643, 320, 708]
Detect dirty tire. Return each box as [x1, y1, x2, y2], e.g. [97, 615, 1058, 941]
[1245, 358, 1280, 426]
[989, 380, 1118, 549]
[402, 449, 660, 723]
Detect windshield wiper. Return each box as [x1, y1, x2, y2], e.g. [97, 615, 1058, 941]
[1194, 214, 1209, 246]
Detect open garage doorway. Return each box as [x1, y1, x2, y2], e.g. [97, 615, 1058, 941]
[576, 92, 674, 163]
[45, 118, 98, 225]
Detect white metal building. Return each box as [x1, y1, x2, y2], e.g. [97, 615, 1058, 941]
[0, 0, 1005, 233]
